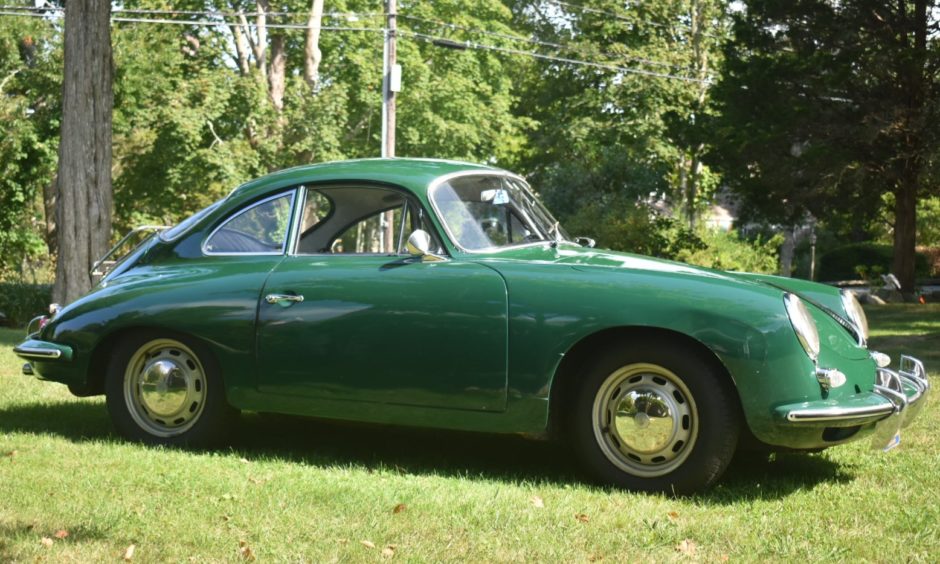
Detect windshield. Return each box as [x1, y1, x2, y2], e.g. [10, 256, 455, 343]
[159, 199, 223, 241]
[430, 174, 570, 251]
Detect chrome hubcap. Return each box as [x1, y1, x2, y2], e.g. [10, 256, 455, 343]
[124, 339, 206, 437]
[592, 363, 698, 478]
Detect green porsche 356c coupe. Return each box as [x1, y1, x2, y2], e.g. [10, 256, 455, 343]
[14, 159, 929, 493]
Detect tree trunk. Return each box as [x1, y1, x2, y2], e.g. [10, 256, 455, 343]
[42, 179, 56, 255]
[892, 175, 917, 295]
[53, 0, 113, 305]
[230, 15, 251, 75]
[304, 0, 324, 90]
[779, 226, 795, 277]
[268, 34, 286, 111]
[890, 0, 927, 296]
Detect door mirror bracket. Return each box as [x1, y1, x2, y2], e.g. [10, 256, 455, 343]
[406, 230, 447, 262]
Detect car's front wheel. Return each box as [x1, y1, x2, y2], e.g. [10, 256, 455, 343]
[106, 331, 236, 447]
[572, 343, 740, 493]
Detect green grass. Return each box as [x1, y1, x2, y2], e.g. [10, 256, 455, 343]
[1, 306, 937, 562]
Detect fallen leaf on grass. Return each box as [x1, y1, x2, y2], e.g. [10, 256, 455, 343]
[575, 513, 590, 523]
[53, 529, 69, 539]
[675, 539, 697, 557]
[238, 540, 255, 561]
[392, 503, 407, 514]
[40, 537, 53, 547]
[123, 544, 136, 561]
[530, 496, 545, 508]
[360, 540, 376, 549]
[667, 511, 679, 521]
[382, 545, 396, 558]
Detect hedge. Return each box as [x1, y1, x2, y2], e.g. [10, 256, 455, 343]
[818, 243, 930, 282]
[0, 282, 53, 327]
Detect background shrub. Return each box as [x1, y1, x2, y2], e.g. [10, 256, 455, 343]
[675, 229, 782, 274]
[819, 243, 930, 281]
[0, 282, 52, 327]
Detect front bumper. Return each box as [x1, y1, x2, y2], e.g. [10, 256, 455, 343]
[775, 355, 929, 449]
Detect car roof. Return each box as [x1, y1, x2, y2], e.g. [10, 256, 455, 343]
[227, 158, 502, 204]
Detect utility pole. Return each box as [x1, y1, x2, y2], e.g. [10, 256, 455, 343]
[381, 0, 397, 159]
[381, 0, 398, 251]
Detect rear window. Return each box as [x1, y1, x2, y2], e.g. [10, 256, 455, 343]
[160, 200, 223, 242]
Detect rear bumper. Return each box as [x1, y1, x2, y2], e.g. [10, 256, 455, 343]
[14, 337, 74, 382]
[774, 355, 929, 448]
[13, 338, 74, 362]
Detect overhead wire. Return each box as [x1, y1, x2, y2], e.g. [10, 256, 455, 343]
[399, 13, 694, 72]
[0, 5, 382, 20]
[0, 8, 383, 32]
[402, 31, 710, 84]
[537, 0, 720, 39]
[0, 5, 710, 83]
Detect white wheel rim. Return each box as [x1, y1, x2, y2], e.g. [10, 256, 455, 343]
[123, 339, 207, 438]
[591, 363, 699, 478]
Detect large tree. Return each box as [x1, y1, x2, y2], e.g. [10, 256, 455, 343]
[54, 0, 113, 303]
[710, 0, 940, 292]
[510, 0, 730, 230]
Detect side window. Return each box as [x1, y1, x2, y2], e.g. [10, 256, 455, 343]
[204, 192, 294, 254]
[400, 201, 445, 254]
[333, 203, 404, 254]
[295, 186, 443, 255]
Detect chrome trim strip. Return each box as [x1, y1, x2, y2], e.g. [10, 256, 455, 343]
[202, 191, 296, 256]
[426, 169, 563, 255]
[92, 225, 170, 276]
[785, 403, 895, 423]
[25, 315, 44, 336]
[285, 185, 307, 256]
[13, 346, 62, 359]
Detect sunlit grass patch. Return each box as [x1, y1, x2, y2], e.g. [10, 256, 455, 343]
[1, 307, 937, 561]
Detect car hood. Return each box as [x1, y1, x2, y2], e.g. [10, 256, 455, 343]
[474, 243, 868, 360]
[479, 243, 756, 286]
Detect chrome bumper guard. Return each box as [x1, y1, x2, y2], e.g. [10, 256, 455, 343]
[782, 355, 929, 450]
[868, 355, 929, 449]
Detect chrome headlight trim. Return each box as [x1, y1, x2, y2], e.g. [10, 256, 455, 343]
[840, 289, 869, 345]
[784, 293, 820, 362]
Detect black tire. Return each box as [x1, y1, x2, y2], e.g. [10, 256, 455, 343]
[571, 342, 740, 494]
[105, 330, 238, 447]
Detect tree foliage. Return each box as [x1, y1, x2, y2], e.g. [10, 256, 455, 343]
[709, 0, 940, 291]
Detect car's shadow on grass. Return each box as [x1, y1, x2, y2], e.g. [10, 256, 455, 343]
[0, 401, 853, 500]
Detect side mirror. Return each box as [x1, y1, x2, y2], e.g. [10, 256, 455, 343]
[575, 236, 596, 248]
[406, 230, 446, 262]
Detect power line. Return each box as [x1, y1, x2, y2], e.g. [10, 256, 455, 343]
[0, 9, 383, 32]
[402, 30, 710, 83]
[0, 8, 709, 83]
[0, 5, 381, 20]
[537, 0, 721, 38]
[400, 13, 693, 72]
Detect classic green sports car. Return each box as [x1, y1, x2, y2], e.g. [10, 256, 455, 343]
[14, 159, 929, 493]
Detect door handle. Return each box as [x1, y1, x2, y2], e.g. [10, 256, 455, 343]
[265, 293, 304, 306]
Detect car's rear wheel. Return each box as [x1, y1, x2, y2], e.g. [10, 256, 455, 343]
[106, 332, 236, 447]
[572, 343, 740, 493]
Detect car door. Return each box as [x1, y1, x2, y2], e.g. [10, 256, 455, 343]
[255, 184, 509, 412]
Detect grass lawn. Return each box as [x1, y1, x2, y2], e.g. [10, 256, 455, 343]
[1, 305, 937, 562]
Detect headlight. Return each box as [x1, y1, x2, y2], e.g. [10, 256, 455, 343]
[840, 289, 869, 345]
[784, 293, 820, 361]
